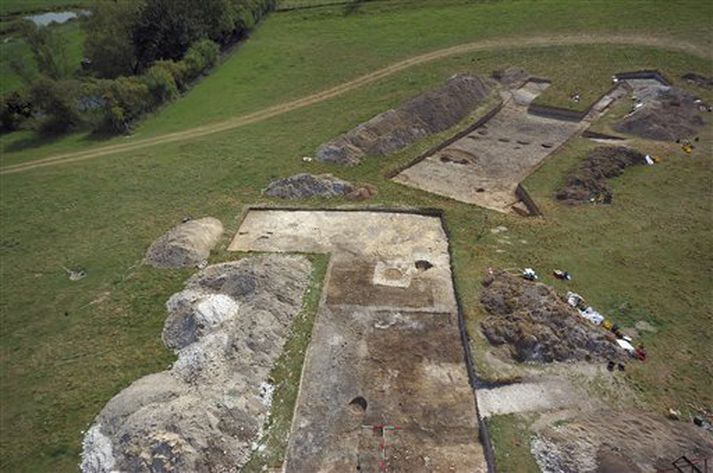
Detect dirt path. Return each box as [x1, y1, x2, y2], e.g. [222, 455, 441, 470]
[2, 34, 708, 175]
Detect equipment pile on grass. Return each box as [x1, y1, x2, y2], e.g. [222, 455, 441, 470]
[144, 217, 223, 268]
[316, 74, 492, 165]
[556, 146, 646, 205]
[480, 270, 626, 363]
[80, 255, 312, 473]
[614, 87, 706, 141]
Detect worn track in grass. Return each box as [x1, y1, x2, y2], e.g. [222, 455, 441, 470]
[1, 34, 708, 175]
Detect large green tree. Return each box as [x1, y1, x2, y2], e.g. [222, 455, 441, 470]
[83, 0, 143, 78]
[84, 0, 275, 76]
[131, 0, 235, 72]
[13, 21, 72, 81]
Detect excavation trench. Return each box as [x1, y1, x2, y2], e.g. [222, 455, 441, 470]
[229, 208, 491, 473]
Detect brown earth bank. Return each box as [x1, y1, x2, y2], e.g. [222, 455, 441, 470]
[531, 410, 713, 473]
[555, 146, 646, 204]
[316, 74, 493, 165]
[480, 270, 627, 363]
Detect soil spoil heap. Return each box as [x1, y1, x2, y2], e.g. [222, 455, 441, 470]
[556, 146, 645, 204]
[614, 87, 706, 141]
[531, 410, 713, 472]
[80, 255, 312, 473]
[263, 173, 376, 200]
[144, 217, 223, 268]
[316, 74, 492, 165]
[480, 270, 625, 363]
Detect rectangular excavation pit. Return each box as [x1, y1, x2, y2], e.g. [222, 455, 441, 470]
[229, 210, 487, 472]
[393, 80, 586, 214]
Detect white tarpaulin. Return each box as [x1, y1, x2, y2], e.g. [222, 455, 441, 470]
[579, 306, 604, 325]
[616, 339, 635, 354]
[566, 291, 583, 308]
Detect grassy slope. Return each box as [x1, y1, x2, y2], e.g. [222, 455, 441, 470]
[0, 1, 711, 471]
[2, 0, 712, 163]
[0, 19, 85, 95]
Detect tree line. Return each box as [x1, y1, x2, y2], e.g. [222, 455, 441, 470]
[1, 0, 275, 135]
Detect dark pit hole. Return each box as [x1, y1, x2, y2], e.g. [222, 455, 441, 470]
[498, 138, 511, 143]
[415, 260, 434, 271]
[349, 396, 367, 412]
[541, 143, 554, 149]
[440, 155, 468, 165]
[476, 188, 485, 193]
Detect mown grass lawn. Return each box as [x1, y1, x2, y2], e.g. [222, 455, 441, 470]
[1, 1, 711, 471]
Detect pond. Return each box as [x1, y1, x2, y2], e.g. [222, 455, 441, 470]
[24, 10, 89, 27]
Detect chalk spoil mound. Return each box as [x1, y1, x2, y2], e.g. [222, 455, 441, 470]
[144, 217, 223, 268]
[614, 87, 706, 141]
[80, 255, 312, 473]
[480, 270, 625, 363]
[556, 146, 646, 205]
[316, 74, 492, 165]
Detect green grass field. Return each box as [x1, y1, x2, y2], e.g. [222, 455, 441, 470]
[1, 1, 711, 471]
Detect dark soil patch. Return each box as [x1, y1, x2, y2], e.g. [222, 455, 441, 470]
[682, 72, 713, 89]
[440, 155, 469, 164]
[415, 260, 433, 271]
[581, 130, 625, 141]
[614, 87, 706, 141]
[492, 66, 530, 89]
[595, 448, 643, 473]
[556, 146, 645, 205]
[480, 270, 625, 363]
[326, 261, 433, 307]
